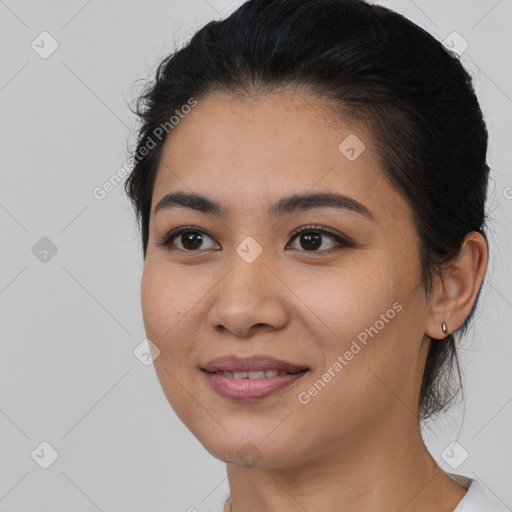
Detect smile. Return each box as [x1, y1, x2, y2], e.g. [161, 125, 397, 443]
[202, 369, 308, 401]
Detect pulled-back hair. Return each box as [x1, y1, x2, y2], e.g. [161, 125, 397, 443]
[125, 0, 490, 420]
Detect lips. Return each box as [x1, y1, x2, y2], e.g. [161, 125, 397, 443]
[201, 355, 309, 400]
[201, 355, 309, 374]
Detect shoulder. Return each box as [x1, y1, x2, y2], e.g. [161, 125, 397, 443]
[451, 474, 509, 512]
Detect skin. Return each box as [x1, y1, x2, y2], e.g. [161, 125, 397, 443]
[140, 90, 488, 512]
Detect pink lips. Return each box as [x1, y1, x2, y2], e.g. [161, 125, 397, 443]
[201, 355, 309, 401]
[202, 354, 308, 373]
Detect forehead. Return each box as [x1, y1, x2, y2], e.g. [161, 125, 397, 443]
[151, 90, 406, 222]
[158, 90, 370, 165]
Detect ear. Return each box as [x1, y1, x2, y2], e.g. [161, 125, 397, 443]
[425, 231, 488, 340]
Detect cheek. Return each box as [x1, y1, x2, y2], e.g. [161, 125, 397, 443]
[141, 262, 202, 340]
[141, 267, 173, 340]
[306, 275, 424, 422]
[295, 258, 399, 350]
[291, 258, 415, 402]
[140, 264, 201, 416]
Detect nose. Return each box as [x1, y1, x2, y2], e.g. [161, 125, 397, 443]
[207, 248, 288, 338]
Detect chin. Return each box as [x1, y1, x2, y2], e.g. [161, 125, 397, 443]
[195, 429, 305, 470]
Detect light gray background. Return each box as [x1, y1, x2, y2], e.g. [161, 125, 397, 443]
[0, 0, 511, 511]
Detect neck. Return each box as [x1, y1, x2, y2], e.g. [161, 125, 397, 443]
[224, 414, 467, 512]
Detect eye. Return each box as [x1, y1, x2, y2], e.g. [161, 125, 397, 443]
[286, 225, 352, 252]
[157, 224, 353, 253]
[157, 226, 220, 252]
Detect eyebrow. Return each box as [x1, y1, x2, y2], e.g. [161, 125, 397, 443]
[153, 191, 375, 221]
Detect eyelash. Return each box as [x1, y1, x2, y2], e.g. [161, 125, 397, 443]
[156, 224, 353, 253]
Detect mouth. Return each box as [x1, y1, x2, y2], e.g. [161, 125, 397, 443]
[204, 369, 303, 378]
[201, 354, 309, 374]
[200, 355, 309, 401]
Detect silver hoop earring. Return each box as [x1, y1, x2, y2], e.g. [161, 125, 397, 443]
[442, 322, 449, 335]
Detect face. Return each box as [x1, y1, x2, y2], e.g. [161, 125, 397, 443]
[141, 90, 431, 468]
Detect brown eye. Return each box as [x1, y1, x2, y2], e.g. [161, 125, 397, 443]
[158, 227, 220, 251]
[287, 225, 352, 252]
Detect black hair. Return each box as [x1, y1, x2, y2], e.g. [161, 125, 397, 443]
[124, 0, 490, 421]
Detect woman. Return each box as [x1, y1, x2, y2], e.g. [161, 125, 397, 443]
[124, 0, 506, 510]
